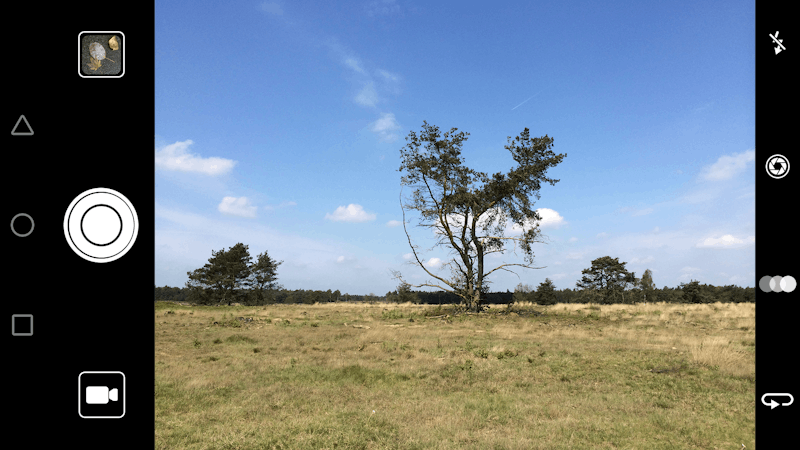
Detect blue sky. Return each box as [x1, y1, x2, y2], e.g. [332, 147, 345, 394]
[155, 0, 755, 296]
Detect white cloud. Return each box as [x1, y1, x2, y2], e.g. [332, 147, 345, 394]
[263, 200, 297, 212]
[336, 255, 360, 265]
[565, 252, 584, 260]
[365, 0, 400, 17]
[259, 2, 283, 15]
[691, 101, 713, 114]
[678, 266, 703, 282]
[596, 232, 609, 239]
[376, 69, 400, 83]
[325, 204, 377, 222]
[370, 112, 401, 142]
[155, 140, 236, 175]
[700, 149, 755, 181]
[515, 207, 566, 230]
[355, 82, 379, 107]
[618, 206, 654, 216]
[402, 253, 413, 260]
[218, 197, 258, 218]
[386, 220, 402, 227]
[344, 57, 366, 74]
[568, 237, 578, 243]
[323, 38, 401, 113]
[695, 234, 755, 248]
[427, 257, 442, 267]
[629, 256, 655, 264]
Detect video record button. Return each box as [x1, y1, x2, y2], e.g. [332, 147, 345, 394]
[78, 371, 125, 418]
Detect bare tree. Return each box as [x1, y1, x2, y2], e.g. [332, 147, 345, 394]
[392, 121, 566, 312]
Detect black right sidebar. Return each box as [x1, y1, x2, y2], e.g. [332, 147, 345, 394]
[756, 5, 797, 448]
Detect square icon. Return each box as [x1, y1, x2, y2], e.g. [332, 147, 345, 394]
[78, 371, 125, 418]
[78, 31, 125, 78]
[12, 314, 33, 336]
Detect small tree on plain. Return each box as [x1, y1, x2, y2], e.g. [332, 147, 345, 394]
[396, 282, 421, 304]
[680, 280, 712, 304]
[576, 256, 637, 304]
[393, 121, 567, 312]
[638, 269, 656, 303]
[535, 278, 559, 305]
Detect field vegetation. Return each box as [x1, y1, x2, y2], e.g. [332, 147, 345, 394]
[155, 300, 755, 449]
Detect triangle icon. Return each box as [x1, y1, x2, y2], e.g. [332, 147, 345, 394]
[11, 115, 34, 136]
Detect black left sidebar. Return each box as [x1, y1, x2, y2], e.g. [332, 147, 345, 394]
[5, 3, 154, 447]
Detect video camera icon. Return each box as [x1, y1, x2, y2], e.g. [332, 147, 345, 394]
[86, 386, 119, 404]
[78, 371, 125, 418]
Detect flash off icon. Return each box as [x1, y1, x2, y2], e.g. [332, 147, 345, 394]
[78, 371, 125, 418]
[770, 31, 785, 55]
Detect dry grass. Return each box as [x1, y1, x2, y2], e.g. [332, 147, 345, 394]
[155, 301, 755, 449]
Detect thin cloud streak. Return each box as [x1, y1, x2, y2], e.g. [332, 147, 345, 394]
[511, 90, 542, 111]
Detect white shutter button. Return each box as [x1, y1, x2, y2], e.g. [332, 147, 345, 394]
[64, 188, 138, 263]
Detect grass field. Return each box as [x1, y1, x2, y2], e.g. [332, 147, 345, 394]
[154, 300, 755, 449]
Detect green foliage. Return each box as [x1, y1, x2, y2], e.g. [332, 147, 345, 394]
[535, 278, 558, 305]
[680, 280, 714, 304]
[497, 349, 517, 359]
[513, 283, 534, 303]
[386, 282, 422, 304]
[225, 334, 257, 344]
[638, 268, 656, 303]
[381, 309, 406, 320]
[157, 277, 754, 308]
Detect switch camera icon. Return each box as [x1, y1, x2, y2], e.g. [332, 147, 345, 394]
[78, 371, 125, 418]
[761, 393, 793, 410]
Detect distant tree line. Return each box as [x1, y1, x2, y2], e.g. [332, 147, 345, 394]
[156, 248, 754, 306]
[155, 282, 753, 306]
[509, 256, 754, 305]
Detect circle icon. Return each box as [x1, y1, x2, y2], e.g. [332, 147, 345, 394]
[64, 188, 138, 263]
[10, 213, 35, 237]
[759, 275, 772, 292]
[782, 276, 797, 293]
[766, 154, 789, 179]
